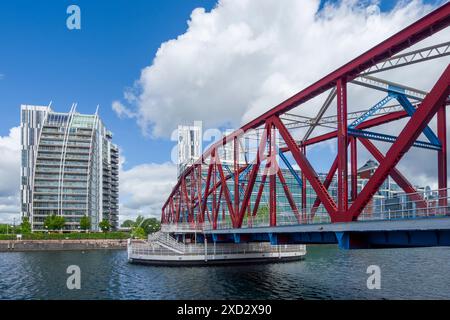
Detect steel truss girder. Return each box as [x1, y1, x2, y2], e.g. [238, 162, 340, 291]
[362, 41, 450, 75]
[162, 4, 450, 227]
[348, 64, 450, 220]
[349, 95, 393, 128]
[348, 128, 442, 151]
[351, 75, 428, 101]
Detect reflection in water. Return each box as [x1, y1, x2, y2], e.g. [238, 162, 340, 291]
[1, 245, 449, 300]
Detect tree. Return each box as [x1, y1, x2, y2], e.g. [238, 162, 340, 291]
[44, 215, 66, 232]
[79, 216, 91, 232]
[141, 218, 161, 235]
[131, 226, 146, 239]
[99, 219, 111, 233]
[135, 215, 145, 228]
[121, 216, 161, 235]
[121, 220, 135, 228]
[20, 217, 32, 234]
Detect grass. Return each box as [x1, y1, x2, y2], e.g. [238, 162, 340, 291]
[0, 232, 131, 241]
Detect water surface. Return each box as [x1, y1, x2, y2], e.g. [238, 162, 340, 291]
[1, 245, 449, 300]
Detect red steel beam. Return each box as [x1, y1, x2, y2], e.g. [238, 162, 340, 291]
[311, 155, 338, 218]
[269, 124, 277, 226]
[234, 136, 239, 220]
[349, 64, 450, 220]
[437, 105, 448, 208]
[310, 140, 351, 218]
[252, 161, 271, 217]
[236, 123, 269, 227]
[212, 162, 217, 228]
[337, 78, 348, 213]
[272, 116, 338, 218]
[351, 137, 358, 201]
[200, 154, 214, 223]
[213, 186, 223, 229]
[358, 138, 427, 209]
[216, 153, 237, 227]
[301, 145, 307, 215]
[277, 168, 302, 223]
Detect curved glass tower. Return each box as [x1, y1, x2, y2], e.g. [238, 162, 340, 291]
[21, 105, 119, 232]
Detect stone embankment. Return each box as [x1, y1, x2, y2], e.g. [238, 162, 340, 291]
[0, 239, 127, 252]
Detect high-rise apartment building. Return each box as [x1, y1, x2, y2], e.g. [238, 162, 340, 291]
[20, 105, 119, 232]
[177, 121, 202, 176]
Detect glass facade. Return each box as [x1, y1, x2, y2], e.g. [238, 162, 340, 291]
[20, 105, 119, 232]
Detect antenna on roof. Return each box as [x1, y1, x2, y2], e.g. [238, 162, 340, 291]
[95, 105, 99, 115]
[48, 101, 53, 109]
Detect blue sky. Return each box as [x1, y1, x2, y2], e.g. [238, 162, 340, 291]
[0, 0, 442, 169]
[0, 0, 216, 169]
[0, 0, 446, 222]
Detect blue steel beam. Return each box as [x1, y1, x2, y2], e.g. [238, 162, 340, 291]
[278, 151, 303, 187]
[394, 92, 441, 145]
[348, 95, 393, 129]
[222, 164, 247, 198]
[348, 128, 441, 151]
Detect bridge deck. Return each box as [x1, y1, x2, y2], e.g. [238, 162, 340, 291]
[204, 216, 450, 234]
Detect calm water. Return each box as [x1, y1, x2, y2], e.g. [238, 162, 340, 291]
[1, 245, 449, 300]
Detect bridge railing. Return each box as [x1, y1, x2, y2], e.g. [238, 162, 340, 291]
[130, 240, 306, 257]
[202, 188, 450, 230]
[162, 187, 450, 232]
[357, 187, 450, 221]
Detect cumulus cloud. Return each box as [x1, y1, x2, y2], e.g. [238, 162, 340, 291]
[113, 0, 445, 138]
[0, 127, 21, 223]
[119, 161, 177, 222]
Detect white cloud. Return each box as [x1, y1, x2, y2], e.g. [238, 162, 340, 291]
[119, 161, 177, 222]
[0, 127, 21, 223]
[112, 101, 136, 119]
[114, 0, 445, 138]
[0, 126, 177, 224]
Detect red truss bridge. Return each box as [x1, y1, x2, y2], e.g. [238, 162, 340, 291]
[161, 3, 450, 249]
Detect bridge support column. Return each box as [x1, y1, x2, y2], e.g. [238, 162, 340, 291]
[234, 136, 240, 221]
[438, 105, 447, 210]
[269, 233, 278, 245]
[335, 232, 369, 250]
[301, 145, 307, 218]
[350, 137, 358, 201]
[269, 125, 277, 227]
[337, 79, 349, 216]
